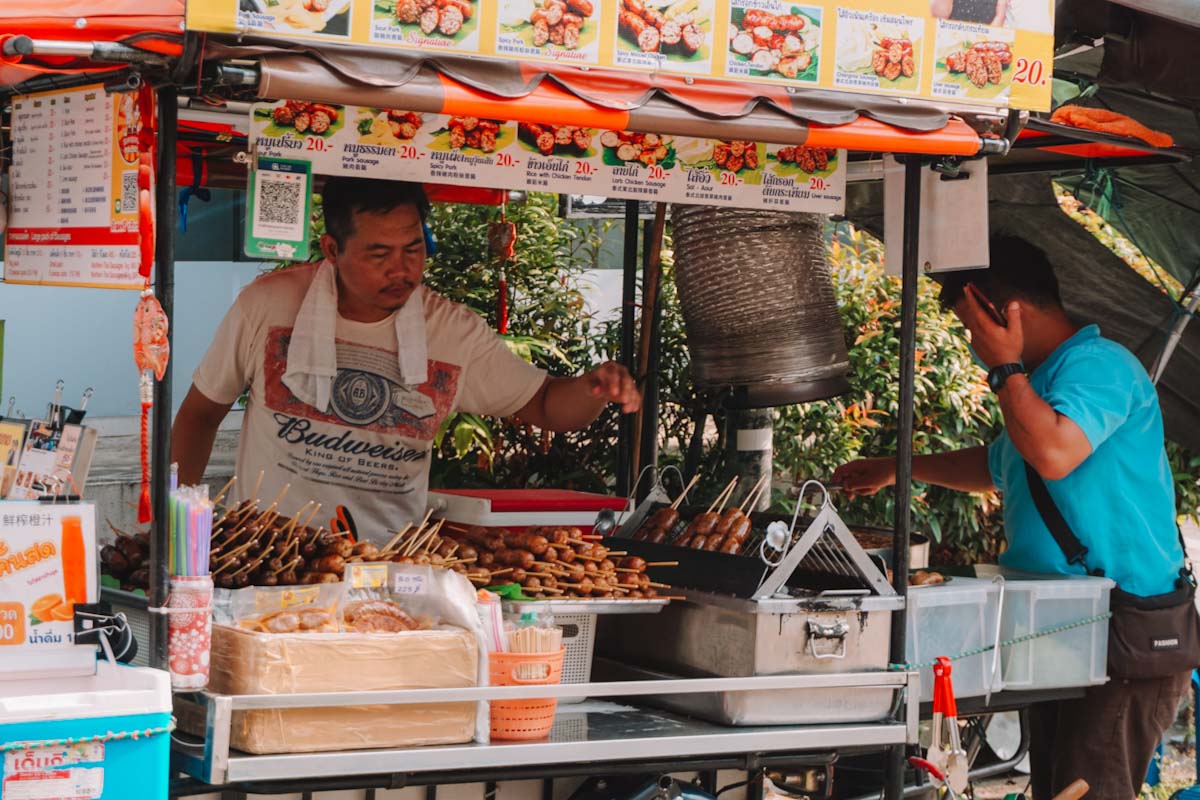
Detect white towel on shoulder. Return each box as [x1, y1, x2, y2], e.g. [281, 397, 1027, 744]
[282, 259, 428, 413]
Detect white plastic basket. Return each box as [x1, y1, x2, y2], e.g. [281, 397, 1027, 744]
[556, 613, 596, 704]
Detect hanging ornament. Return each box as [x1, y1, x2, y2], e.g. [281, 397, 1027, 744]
[133, 290, 169, 523]
[487, 205, 516, 335]
[131, 83, 163, 524]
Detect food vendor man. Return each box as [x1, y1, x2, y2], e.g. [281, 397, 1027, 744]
[834, 235, 1192, 800]
[173, 177, 640, 541]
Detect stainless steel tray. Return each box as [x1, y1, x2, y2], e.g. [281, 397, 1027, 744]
[504, 599, 668, 615]
[594, 659, 898, 727]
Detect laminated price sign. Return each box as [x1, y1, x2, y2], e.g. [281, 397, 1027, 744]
[4, 86, 145, 289]
[249, 101, 849, 216]
[188, 0, 1053, 111]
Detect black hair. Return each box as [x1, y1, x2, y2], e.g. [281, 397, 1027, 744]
[938, 234, 1063, 311]
[321, 177, 430, 247]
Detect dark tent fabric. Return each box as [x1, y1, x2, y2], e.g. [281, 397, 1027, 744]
[846, 173, 1200, 453]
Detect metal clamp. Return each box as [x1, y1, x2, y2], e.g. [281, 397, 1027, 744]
[805, 619, 849, 660]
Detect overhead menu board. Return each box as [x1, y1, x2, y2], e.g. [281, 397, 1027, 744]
[187, 0, 1052, 111]
[250, 101, 848, 215]
[4, 85, 145, 290]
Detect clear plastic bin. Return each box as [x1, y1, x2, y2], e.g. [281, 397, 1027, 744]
[905, 577, 1002, 703]
[977, 565, 1114, 691]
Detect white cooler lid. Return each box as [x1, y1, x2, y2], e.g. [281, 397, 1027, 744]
[0, 665, 171, 724]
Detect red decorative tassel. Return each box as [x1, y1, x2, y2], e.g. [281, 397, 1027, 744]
[497, 268, 509, 335]
[137, 373, 153, 524]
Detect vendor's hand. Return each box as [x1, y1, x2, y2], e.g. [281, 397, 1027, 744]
[955, 284, 1024, 368]
[832, 458, 897, 497]
[587, 361, 641, 413]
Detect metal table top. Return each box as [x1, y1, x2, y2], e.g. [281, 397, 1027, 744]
[177, 701, 909, 784]
[175, 672, 918, 785]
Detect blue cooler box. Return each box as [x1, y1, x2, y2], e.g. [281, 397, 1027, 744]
[0, 666, 171, 800]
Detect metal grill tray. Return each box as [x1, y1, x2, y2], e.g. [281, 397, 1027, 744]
[503, 599, 668, 615]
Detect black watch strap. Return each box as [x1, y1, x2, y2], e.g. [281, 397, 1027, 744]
[987, 363, 1024, 392]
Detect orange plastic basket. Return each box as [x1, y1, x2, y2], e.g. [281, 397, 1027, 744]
[488, 649, 566, 741]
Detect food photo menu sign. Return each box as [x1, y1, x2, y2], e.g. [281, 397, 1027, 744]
[250, 101, 849, 218]
[189, 0, 1053, 111]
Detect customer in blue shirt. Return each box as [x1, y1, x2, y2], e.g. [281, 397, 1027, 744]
[834, 235, 1189, 800]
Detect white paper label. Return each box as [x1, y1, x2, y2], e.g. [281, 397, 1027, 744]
[2, 767, 103, 800]
[393, 572, 428, 595]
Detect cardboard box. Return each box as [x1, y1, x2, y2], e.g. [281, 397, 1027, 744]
[0, 503, 99, 679]
[208, 624, 479, 754]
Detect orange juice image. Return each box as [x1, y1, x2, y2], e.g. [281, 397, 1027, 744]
[59, 515, 87, 620]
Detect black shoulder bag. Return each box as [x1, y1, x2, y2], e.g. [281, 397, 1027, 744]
[1024, 462, 1200, 679]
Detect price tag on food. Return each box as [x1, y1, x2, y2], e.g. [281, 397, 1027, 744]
[393, 572, 428, 595]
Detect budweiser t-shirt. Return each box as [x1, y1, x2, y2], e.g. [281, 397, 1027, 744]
[193, 263, 546, 543]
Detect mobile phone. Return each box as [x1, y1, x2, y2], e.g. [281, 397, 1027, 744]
[967, 283, 1007, 327]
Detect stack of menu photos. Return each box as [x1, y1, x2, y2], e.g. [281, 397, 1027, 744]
[2, 418, 98, 499]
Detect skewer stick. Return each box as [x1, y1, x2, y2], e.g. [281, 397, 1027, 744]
[486, 568, 514, 578]
[605, 550, 627, 556]
[250, 471, 265, 506]
[614, 567, 640, 573]
[212, 476, 237, 508]
[715, 477, 740, 513]
[740, 474, 771, 513]
[380, 524, 414, 557]
[706, 477, 739, 514]
[647, 581, 672, 589]
[671, 474, 700, 509]
[301, 503, 323, 532]
[405, 520, 443, 557]
[659, 596, 688, 601]
[644, 561, 679, 567]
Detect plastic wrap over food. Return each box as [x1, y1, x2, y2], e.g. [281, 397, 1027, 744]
[208, 624, 480, 753]
[213, 583, 342, 633]
[227, 703, 478, 755]
[345, 563, 490, 742]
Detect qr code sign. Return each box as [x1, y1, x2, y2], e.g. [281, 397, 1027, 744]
[258, 178, 304, 226]
[120, 171, 137, 215]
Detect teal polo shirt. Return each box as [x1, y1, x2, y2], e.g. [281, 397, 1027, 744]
[988, 325, 1183, 597]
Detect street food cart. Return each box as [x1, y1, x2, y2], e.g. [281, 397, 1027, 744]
[2, 0, 1198, 798]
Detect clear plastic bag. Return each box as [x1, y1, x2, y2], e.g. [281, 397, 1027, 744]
[213, 583, 342, 634]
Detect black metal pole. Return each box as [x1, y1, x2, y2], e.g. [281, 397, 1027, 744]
[637, 218, 662, 503]
[617, 200, 639, 498]
[884, 157, 922, 800]
[148, 88, 177, 671]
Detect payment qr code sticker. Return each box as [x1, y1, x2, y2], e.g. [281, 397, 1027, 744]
[119, 171, 137, 215]
[245, 158, 312, 261]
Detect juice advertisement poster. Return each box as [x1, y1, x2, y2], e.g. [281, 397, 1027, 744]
[0, 505, 97, 659]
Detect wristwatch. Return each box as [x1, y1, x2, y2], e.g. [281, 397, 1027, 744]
[987, 363, 1024, 393]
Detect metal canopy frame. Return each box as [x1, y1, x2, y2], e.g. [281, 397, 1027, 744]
[0, 27, 1012, 800]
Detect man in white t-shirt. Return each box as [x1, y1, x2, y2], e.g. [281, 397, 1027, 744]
[172, 178, 639, 543]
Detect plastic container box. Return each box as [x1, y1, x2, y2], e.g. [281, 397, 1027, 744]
[905, 577, 1002, 703]
[976, 565, 1114, 691]
[556, 612, 596, 703]
[0, 665, 171, 800]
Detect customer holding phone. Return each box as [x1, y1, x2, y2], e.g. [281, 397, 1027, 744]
[834, 235, 1190, 799]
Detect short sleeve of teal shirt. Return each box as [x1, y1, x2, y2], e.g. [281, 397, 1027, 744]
[987, 326, 1181, 598]
[1038, 349, 1140, 451]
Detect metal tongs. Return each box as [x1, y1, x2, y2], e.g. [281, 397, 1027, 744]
[926, 656, 968, 795]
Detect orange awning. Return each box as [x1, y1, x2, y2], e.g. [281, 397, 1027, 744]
[210, 39, 987, 156]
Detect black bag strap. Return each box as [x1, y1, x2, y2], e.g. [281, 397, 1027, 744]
[1022, 461, 1102, 576]
[1023, 461, 1194, 588]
